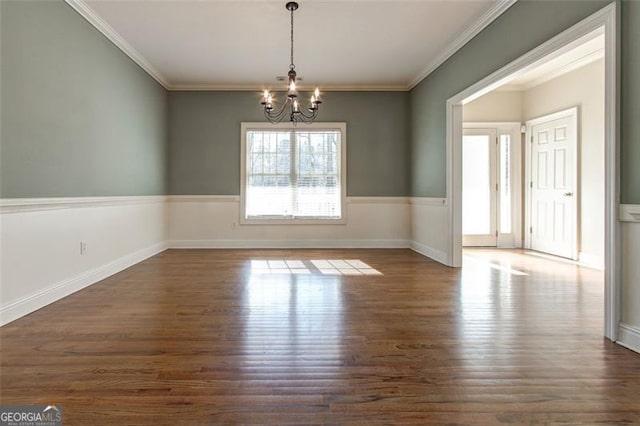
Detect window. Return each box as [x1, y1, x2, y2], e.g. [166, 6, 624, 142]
[241, 122, 346, 223]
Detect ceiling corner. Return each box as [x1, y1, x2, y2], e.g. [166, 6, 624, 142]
[64, 0, 171, 89]
[407, 0, 519, 90]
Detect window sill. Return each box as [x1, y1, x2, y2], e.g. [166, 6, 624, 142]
[240, 217, 347, 226]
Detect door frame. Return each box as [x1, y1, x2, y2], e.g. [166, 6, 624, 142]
[461, 128, 498, 247]
[463, 122, 523, 248]
[445, 4, 619, 341]
[524, 107, 579, 259]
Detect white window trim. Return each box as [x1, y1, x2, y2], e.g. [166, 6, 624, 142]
[240, 122, 347, 225]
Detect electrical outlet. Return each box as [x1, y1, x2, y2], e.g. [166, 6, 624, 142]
[232, 222, 238, 229]
[80, 241, 87, 255]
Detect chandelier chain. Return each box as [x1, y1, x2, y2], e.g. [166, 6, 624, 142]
[290, 6, 295, 69]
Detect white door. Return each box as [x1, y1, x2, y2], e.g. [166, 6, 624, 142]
[528, 109, 577, 259]
[462, 129, 497, 246]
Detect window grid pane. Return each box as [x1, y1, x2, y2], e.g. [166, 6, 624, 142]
[245, 129, 341, 219]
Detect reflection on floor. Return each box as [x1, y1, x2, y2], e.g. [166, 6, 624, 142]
[250, 259, 383, 276]
[0, 248, 637, 425]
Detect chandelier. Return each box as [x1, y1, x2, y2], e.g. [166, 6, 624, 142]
[261, 2, 322, 124]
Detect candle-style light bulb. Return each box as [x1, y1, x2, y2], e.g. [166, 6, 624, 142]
[314, 87, 320, 99]
[263, 90, 269, 100]
[293, 99, 299, 112]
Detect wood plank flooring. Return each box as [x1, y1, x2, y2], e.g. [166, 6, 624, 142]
[1, 249, 639, 424]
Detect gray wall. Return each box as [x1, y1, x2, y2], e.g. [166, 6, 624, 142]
[169, 91, 410, 196]
[0, 0, 168, 198]
[621, 0, 640, 204]
[410, 0, 621, 198]
[3, 0, 636, 202]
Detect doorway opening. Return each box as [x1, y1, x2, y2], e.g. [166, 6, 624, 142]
[448, 3, 618, 341]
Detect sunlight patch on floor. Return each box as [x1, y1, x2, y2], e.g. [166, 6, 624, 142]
[249, 259, 382, 276]
[463, 255, 529, 276]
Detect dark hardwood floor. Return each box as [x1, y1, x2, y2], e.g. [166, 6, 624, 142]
[1, 249, 639, 424]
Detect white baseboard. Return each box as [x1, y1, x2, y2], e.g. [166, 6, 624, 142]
[409, 240, 449, 265]
[578, 251, 604, 270]
[0, 242, 167, 326]
[617, 323, 640, 353]
[168, 239, 410, 249]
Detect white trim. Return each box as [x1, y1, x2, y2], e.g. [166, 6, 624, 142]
[169, 84, 409, 92]
[617, 323, 640, 353]
[525, 107, 579, 127]
[453, 26, 607, 106]
[409, 241, 449, 265]
[446, 101, 464, 267]
[409, 197, 447, 206]
[168, 239, 409, 249]
[619, 204, 640, 222]
[167, 195, 240, 203]
[0, 242, 167, 326]
[499, 31, 605, 92]
[0, 195, 167, 213]
[445, 4, 619, 340]
[408, 0, 518, 90]
[347, 197, 410, 204]
[64, 0, 170, 89]
[168, 195, 410, 204]
[524, 107, 579, 260]
[603, 3, 620, 342]
[463, 122, 522, 129]
[516, 49, 604, 91]
[239, 122, 348, 225]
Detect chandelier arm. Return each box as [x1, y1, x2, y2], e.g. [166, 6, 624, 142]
[269, 97, 290, 117]
[264, 97, 292, 123]
[265, 110, 285, 124]
[296, 106, 319, 120]
[292, 109, 318, 124]
[265, 109, 287, 124]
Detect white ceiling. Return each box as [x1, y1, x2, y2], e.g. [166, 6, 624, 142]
[72, 0, 512, 90]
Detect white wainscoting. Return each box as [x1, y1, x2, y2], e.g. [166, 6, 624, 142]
[409, 197, 450, 265]
[619, 204, 640, 352]
[168, 196, 411, 248]
[0, 196, 168, 325]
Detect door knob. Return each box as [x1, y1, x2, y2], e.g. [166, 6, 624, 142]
[563, 192, 573, 197]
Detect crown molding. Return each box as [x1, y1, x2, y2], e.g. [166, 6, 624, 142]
[408, 0, 518, 90]
[167, 84, 410, 92]
[64, 0, 170, 89]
